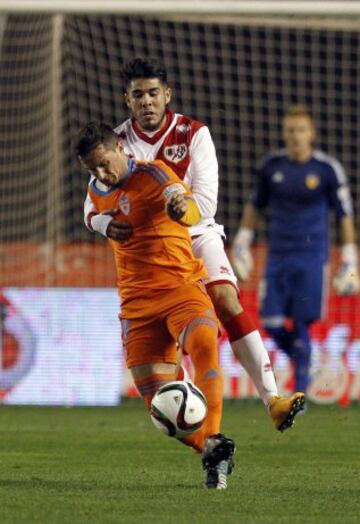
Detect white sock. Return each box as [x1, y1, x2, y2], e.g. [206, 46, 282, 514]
[231, 330, 278, 405]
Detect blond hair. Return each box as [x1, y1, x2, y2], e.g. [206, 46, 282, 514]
[284, 104, 314, 121]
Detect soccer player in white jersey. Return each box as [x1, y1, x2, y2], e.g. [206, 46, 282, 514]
[232, 105, 360, 393]
[84, 58, 305, 431]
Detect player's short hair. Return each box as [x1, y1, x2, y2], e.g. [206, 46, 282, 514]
[284, 104, 314, 121]
[74, 122, 118, 158]
[121, 57, 168, 92]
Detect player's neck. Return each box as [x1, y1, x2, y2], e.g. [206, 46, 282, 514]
[143, 116, 167, 136]
[288, 147, 313, 163]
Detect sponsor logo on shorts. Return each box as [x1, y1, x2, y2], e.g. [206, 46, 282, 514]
[220, 266, 231, 275]
[163, 144, 188, 163]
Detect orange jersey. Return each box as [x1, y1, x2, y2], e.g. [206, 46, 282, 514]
[87, 160, 207, 317]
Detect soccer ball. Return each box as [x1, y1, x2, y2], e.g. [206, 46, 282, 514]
[150, 381, 207, 438]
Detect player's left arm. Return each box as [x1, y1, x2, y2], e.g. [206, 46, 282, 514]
[327, 160, 360, 295]
[187, 126, 218, 218]
[161, 172, 201, 226]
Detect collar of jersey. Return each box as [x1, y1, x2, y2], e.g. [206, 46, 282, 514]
[90, 159, 136, 195]
[131, 109, 173, 145]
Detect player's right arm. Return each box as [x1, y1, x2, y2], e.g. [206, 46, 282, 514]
[326, 159, 360, 295]
[231, 161, 269, 281]
[84, 187, 133, 242]
[188, 126, 218, 219]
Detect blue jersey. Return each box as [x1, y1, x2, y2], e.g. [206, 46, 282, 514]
[251, 149, 353, 259]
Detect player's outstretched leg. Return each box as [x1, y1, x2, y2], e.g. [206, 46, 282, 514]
[180, 317, 236, 488]
[180, 317, 224, 444]
[202, 433, 236, 490]
[268, 392, 306, 432]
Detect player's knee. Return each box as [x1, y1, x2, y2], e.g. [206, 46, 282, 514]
[207, 283, 243, 322]
[183, 323, 218, 362]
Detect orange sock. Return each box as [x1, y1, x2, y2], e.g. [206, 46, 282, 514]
[134, 373, 175, 409]
[182, 319, 224, 450]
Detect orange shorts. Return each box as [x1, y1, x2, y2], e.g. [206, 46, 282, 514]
[120, 282, 217, 368]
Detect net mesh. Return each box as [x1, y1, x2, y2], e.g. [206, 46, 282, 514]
[0, 13, 359, 286]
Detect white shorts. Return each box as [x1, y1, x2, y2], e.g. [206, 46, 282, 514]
[191, 228, 238, 288]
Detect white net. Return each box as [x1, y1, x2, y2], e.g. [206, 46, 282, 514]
[0, 12, 359, 286]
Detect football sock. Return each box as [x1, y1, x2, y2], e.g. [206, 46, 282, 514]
[224, 311, 278, 405]
[182, 319, 224, 450]
[292, 321, 312, 392]
[134, 373, 175, 409]
[176, 365, 193, 383]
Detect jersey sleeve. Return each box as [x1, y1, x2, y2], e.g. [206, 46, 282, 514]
[159, 166, 195, 203]
[136, 161, 201, 226]
[83, 177, 113, 236]
[325, 158, 354, 218]
[187, 126, 218, 219]
[161, 170, 200, 226]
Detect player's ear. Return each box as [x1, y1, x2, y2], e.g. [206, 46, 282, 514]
[124, 91, 131, 108]
[165, 86, 172, 105]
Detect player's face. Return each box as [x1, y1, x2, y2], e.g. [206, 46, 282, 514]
[283, 115, 315, 160]
[80, 143, 128, 187]
[124, 78, 172, 132]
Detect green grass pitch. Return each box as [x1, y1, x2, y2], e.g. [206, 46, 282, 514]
[0, 401, 359, 524]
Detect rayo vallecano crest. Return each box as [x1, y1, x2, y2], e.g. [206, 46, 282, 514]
[119, 195, 130, 215]
[163, 144, 188, 164]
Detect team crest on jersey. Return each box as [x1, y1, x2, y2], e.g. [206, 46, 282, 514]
[305, 174, 320, 190]
[119, 195, 131, 215]
[163, 144, 188, 164]
[272, 171, 284, 183]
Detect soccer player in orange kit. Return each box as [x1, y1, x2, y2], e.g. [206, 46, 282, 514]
[75, 121, 235, 489]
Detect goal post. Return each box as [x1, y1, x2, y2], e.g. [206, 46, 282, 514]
[2, 1, 360, 16]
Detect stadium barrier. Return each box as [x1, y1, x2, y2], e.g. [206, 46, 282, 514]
[1, 245, 359, 405]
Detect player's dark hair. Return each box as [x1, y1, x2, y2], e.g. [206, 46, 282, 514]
[74, 122, 118, 158]
[121, 57, 168, 92]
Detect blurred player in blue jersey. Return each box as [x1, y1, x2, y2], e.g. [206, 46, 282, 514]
[232, 105, 360, 393]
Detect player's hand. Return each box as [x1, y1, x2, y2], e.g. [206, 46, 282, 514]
[166, 194, 188, 221]
[333, 264, 360, 296]
[231, 228, 254, 281]
[333, 244, 360, 296]
[101, 208, 133, 242]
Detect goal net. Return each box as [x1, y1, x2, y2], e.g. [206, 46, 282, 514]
[1, 10, 359, 287]
[0, 5, 359, 403]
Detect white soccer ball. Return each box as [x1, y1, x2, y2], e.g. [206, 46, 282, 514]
[150, 381, 208, 438]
